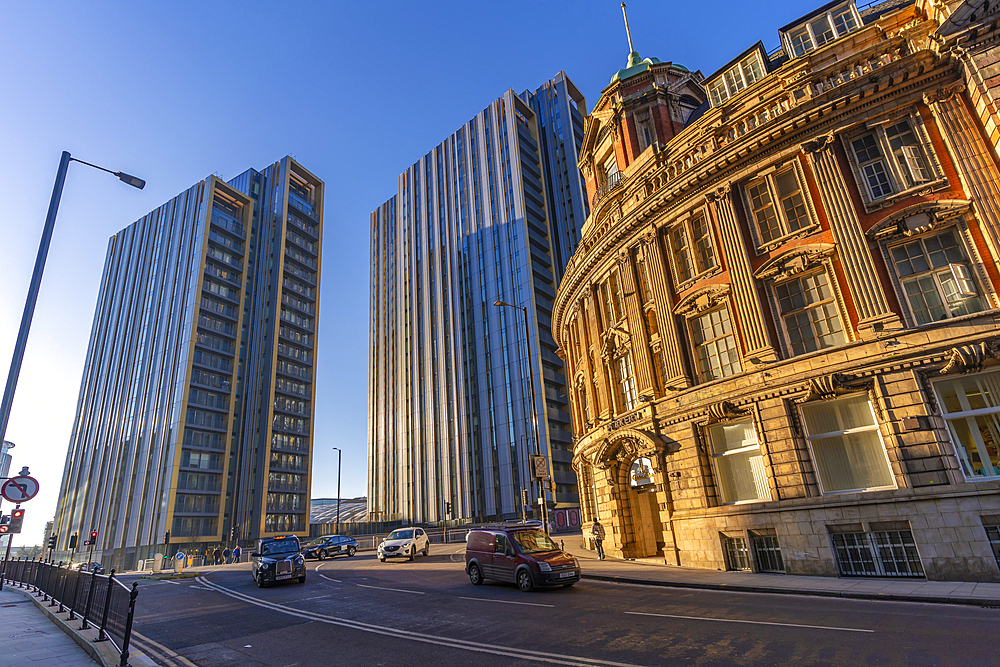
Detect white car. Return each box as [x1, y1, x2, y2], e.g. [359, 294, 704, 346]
[378, 527, 430, 562]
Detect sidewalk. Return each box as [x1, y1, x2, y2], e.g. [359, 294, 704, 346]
[0, 587, 98, 667]
[555, 531, 1000, 607]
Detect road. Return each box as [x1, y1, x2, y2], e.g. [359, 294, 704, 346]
[122, 543, 1000, 667]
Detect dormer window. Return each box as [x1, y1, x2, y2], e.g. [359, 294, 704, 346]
[603, 155, 619, 182]
[708, 52, 765, 107]
[782, 2, 860, 58]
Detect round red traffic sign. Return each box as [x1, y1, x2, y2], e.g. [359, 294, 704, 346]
[1, 476, 39, 503]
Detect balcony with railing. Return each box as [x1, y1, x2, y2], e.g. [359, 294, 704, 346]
[591, 170, 623, 209]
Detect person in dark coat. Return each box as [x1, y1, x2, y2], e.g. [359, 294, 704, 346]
[213, 547, 222, 565]
[223, 547, 232, 564]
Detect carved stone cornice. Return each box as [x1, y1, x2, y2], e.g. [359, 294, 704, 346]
[939, 340, 1000, 375]
[601, 326, 632, 362]
[674, 284, 731, 317]
[799, 373, 874, 403]
[706, 401, 748, 424]
[923, 81, 966, 106]
[866, 199, 972, 241]
[704, 183, 731, 203]
[801, 132, 836, 154]
[754, 244, 836, 281]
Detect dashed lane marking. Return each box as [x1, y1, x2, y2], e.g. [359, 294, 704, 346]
[625, 611, 875, 633]
[356, 583, 424, 595]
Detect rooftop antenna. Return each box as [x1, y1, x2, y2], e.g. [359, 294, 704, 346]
[621, 2, 635, 54]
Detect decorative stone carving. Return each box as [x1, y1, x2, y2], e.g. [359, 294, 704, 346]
[674, 284, 730, 317]
[755, 244, 836, 281]
[940, 340, 1000, 375]
[923, 82, 966, 106]
[800, 373, 874, 402]
[707, 401, 748, 424]
[704, 183, 731, 203]
[601, 326, 632, 362]
[801, 132, 836, 154]
[867, 200, 972, 241]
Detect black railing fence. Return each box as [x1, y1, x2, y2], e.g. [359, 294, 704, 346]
[3, 559, 140, 667]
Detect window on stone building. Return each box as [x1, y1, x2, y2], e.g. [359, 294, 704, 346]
[935, 371, 1000, 479]
[783, 2, 860, 58]
[722, 534, 752, 571]
[636, 252, 653, 304]
[690, 306, 742, 382]
[744, 165, 813, 246]
[751, 533, 785, 573]
[669, 211, 717, 284]
[708, 51, 766, 107]
[774, 271, 847, 355]
[889, 229, 984, 326]
[800, 394, 895, 494]
[985, 525, 1000, 568]
[603, 154, 619, 182]
[829, 528, 923, 577]
[849, 119, 933, 202]
[617, 354, 638, 412]
[706, 418, 770, 504]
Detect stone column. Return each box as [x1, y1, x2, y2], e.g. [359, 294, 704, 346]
[639, 230, 690, 387]
[925, 84, 1000, 263]
[804, 137, 901, 333]
[581, 290, 613, 421]
[707, 187, 778, 360]
[617, 251, 656, 395]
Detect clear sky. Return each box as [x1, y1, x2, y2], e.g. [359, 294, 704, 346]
[0, 0, 814, 542]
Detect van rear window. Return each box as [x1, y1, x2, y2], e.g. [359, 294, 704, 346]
[467, 531, 494, 551]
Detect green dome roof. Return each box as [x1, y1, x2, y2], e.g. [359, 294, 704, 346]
[610, 51, 687, 83]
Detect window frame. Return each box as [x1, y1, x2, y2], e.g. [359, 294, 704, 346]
[771, 268, 849, 356]
[741, 159, 819, 252]
[688, 304, 743, 383]
[843, 113, 944, 209]
[799, 393, 896, 495]
[666, 207, 719, 287]
[707, 51, 767, 108]
[781, 1, 861, 58]
[933, 370, 1000, 481]
[883, 225, 989, 328]
[705, 418, 771, 505]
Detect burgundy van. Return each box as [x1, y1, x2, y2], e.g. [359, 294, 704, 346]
[465, 524, 580, 591]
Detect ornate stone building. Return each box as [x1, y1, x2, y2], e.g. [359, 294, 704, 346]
[553, 0, 1000, 581]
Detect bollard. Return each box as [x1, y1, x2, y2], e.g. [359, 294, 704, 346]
[96, 569, 115, 642]
[118, 582, 139, 667]
[81, 569, 98, 630]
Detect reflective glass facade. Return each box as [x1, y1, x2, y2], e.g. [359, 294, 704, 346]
[53, 157, 323, 562]
[369, 72, 588, 523]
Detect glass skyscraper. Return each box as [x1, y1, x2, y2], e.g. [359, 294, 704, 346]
[369, 72, 589, 523]
[52, 156, 323, 566]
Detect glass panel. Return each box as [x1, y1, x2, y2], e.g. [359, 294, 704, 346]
[891, 240, 930, 276]
[709, 80, 728, 107]
[790, 28, 813, 57]
[747, 180, 782, 243]
[741, 54, 764, 85]
[811, 15, 835, 45]
[775, 168, 810, 231]
[810, 430, 894, 492]
[725, 68, 746, 95]
[832, 6, 858, 34]
[862, 162, 893, 199]
[690, 214, 716, 273]
[801, 393, 875, 437]
[671, 226, 693, 282]
[707, 420, 757, 455]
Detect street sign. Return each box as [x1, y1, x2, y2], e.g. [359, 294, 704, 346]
[1, 476, 39, 503]
[532, 455, 549, 481]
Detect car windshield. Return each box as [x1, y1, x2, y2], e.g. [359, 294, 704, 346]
[387, 529, 414, 540]
[509, 530, 558, 554]
[305, 537, 330, 547]
[261, 537, 300, 556]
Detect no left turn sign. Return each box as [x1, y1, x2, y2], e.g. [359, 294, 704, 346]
[1, 476, 39, 503]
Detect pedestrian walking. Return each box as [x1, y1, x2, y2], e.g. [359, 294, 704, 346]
[213, 547, 222, 565]
[591, 517, 606, 560]
[232, 545, 242, 563]
[223, 546, 232, 564]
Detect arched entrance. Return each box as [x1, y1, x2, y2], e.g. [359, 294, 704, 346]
[591, 428, 667, 560]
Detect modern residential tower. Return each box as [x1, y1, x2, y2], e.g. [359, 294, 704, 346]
[53, 157, 323, 567]
[369, 72, 589, 524]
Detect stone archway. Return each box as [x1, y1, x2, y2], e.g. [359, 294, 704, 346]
[591, 428, 668, 559]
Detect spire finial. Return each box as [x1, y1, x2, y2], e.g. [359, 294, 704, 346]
[621, 3, 635, 55]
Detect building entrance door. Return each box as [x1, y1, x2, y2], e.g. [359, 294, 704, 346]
[626, 457, 663, 557]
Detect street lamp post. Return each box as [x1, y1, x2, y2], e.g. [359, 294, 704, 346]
[494, 300, 549, 534]
[0, 151, 144, 447]
[332, 447, 342, 535]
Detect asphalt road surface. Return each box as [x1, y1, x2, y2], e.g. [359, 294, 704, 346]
[122, 543, 1000, 667]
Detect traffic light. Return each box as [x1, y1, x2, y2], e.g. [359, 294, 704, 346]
[445, 501, 452, 515]
[9, 508, 24, 534]
[164, 531, 170, 545]
[47, 534, 57, 550]
[69, 533, 78, 549]
[522, 489, 530, 506]
[84, 530, 97, 546]
[0, 515, 9, 535]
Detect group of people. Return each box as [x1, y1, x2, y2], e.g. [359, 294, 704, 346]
[210, 545, 242, 565]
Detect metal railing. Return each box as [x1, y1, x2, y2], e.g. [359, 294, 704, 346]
[3, 559, 139, 667]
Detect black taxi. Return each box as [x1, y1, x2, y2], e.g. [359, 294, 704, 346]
[251, 535, 307, 587]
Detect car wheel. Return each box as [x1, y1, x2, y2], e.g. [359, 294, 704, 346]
[298, 575, 306, 584]
[257, 575, 268, 588]
[422, 543, 429, 557]
[468, 563, 483, 586]
[516, 569, 533, 592]
[347, 546, 356, 557]
[318, 549, 327, 561]
[379, 555, 386, 562]
[408, 547, 415, 561]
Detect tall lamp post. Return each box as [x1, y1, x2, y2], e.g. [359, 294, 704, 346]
[332, 447, 342, 535]
[494, 299, 549, 534]
[0, 151, 144, 447]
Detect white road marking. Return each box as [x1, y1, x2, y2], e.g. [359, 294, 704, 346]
[131, 630, 200, 667]
[624, 611, 874, 633]
[356, 583, 424, 595]
[196, 576, 649, 667]
[188, 585, 212, 590]
[319, 573, 342, 583]
[459, 596, 554, 608]
[160, 579, 182, 585]
[299, 594, 335, 601]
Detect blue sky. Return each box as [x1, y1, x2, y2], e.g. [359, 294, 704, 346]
[0, 0, 813, 542]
